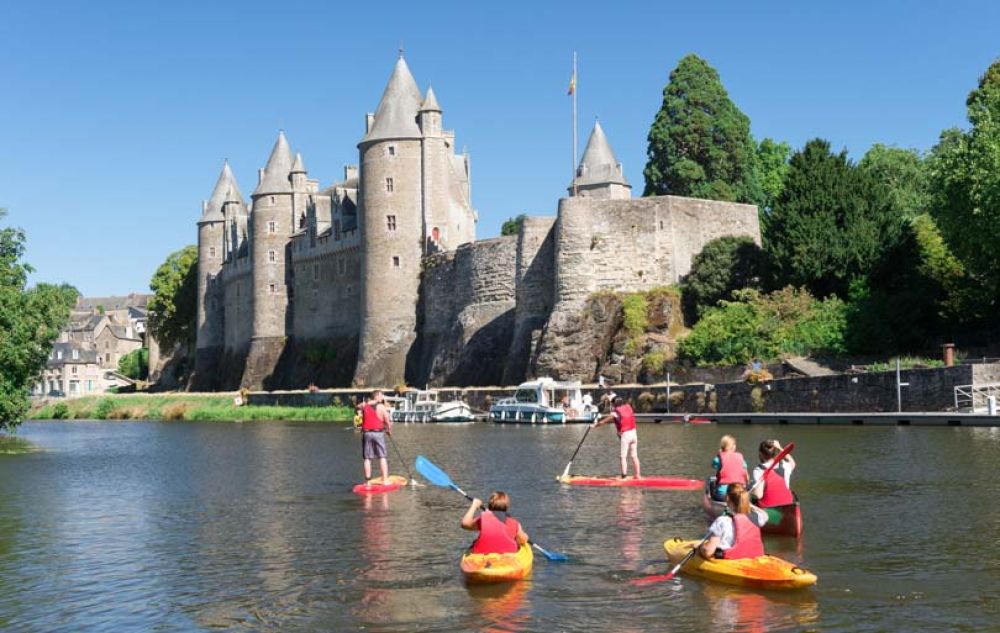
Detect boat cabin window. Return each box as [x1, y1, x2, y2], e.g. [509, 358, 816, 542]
[514, 388, 538, 403]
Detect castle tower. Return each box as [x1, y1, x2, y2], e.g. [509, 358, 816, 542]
[568, 120, 631, 200]
[220, 164, 247, 260]
[193, 160, 235, 388]
[354, 55, 426, 387]
[418, 86, 448, 252]
[245, 131, 296, 386]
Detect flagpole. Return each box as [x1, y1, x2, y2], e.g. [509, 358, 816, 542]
[572, 51, 578, 197]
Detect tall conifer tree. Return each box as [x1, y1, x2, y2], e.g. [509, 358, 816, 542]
[643, 54, 760, 203]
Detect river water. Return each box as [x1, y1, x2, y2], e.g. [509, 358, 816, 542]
[0, 420, 997, 632]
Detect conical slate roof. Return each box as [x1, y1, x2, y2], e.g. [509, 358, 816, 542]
[290, 152, 307, 174]
[420, 86, 441, 112]
[573, 121, 630, 187]
[361, 56, 423, 144]
[254, 131, 294, 196]
[199, 160, 238, 224]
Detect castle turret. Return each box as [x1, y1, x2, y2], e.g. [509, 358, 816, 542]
[245, 131, 295, 386]
[568, 120, 631, 200]
[193, 160, 235, 388]
[354, 55, 425, 387]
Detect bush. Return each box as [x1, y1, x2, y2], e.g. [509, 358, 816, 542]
[642, 350, 668, 374]
[678, 287, 847, 366]
[93, 398, 116, 420]
[52, 402, 70, 419]
[118, 348, 149, 380]
[622, 293, 649, 337]
[682, 236, 764, 323]
[162, 403, 189, 420]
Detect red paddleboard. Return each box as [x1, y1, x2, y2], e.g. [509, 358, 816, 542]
[557, 475, 702, 490]
[352, 475, 409, 495]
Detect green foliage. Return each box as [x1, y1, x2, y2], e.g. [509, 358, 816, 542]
[304, 341, 338, 365]
[929, 59, 1000, 317]
[756, 138, 791, 215]
[52, 402, 70, 420]
[682, 236, 764, 322]
[93, 398, 116, 420]
[0, 211, 77, 429]
[859, 144, 929, 218]
[678, 287, 847, 366]
[643, 54, 761, 204]
[148, 245, 198, 352]
[764, 139, 902, 298]
[118, 348, 149, 380]
[866, 357, 944, 372]
[642, 350, 667, 374]
[621, 293, 649, 337]
[500, 214, 527, 236]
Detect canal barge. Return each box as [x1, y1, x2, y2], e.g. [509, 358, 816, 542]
[388, 390, 474, 423]
[489, 378, 599, 424]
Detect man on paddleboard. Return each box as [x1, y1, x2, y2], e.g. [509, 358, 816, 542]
[360, 390, 393, 486]
[592, 396, 642, 479]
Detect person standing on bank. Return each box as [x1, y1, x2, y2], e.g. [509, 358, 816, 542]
[361, 389, 393, 485]
[592, 396, 642, 479]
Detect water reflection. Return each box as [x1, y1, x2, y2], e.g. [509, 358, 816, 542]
[469, 580, 530, 633]
[616, 489, 644, 566]
[703, 583, 819, 633]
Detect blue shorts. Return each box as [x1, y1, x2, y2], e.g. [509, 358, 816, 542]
[362, 431, 387, 460]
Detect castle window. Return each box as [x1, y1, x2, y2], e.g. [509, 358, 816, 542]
[659, 221, 663, 230]
[385, 177, 394, 193]
[72, 365, 77, 375]
[392, 256, 400, 268]
[270, 196, 275, 204]
[268, 250, 277, 263]
[387, 145, 396, 156]
[313, 263, 319, 281]
[105, 353, 110, 363]
[387, 215, 397, 231]
[347, 285, 354, 295]
[269, 283, 277, 294]
[209, 246, 216, 258]
[268, 221, 276, 234]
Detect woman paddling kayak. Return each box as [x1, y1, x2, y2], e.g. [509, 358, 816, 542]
[700, 483, 768, 560]
[461, 491, 530, 554]
[749, 439, 796, 507]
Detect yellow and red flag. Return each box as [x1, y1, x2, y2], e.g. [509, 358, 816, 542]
[567, 72, 576, 95]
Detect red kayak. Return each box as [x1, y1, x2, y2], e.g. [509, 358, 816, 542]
[352, 475, 409, 495]
[701, 476, 803, 537]
[557, 475, 702, 490]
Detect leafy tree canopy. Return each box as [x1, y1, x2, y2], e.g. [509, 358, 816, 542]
[929, 58, 1000, 315]
[0, 210, 77, 429]
[500, 214, 527, 236]
[148, 245, 198, 352]
[643, 54, 761, 204]
[118, 347, 149, 380]
[764, 138, 902, 298]
[682, 235, 765, 323]
[859, 144, 929, 218]
[756, 138, 791, 216]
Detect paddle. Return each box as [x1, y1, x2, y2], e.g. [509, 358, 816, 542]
[558, 425, 592, 481]
[631, 442, 797, 586]
[415, 455, 568, 561]
[387, 432, 421, 486]
[631, 532, 712, 586]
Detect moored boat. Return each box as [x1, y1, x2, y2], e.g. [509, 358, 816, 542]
[664, 538, 817, 590]
[388, 390, 474, 423]
[460, 543, 533, 584]
[702, 476, 803, 537]
[489, 377, 598, 424]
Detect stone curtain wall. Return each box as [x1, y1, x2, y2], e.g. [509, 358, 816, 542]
[502, 217, 557, 384]
[416, 236, 519, 386]
[663, 196, 761, 279]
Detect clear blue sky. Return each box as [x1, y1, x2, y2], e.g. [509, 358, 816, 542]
[1, 1, 997, 296]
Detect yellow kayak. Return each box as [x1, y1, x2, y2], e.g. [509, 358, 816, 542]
[664, 538, 817, 590]
[461, 543, 533, 584]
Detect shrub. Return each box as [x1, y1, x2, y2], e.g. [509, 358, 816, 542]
[622, 293, 649, 337]
[642, 350, 667, 374]
[93, 398, 116, 420]
[162, 403, 189, 420]
[52, 402, 70, 419]
[682, 236, 764, 323]
[636, 392, 656, 412]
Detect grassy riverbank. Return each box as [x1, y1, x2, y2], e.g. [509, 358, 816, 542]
[28, 393, 354, 422]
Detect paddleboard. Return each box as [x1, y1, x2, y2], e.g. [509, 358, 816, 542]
[557, 475, 702, 490]
[352, 475, 409, 494]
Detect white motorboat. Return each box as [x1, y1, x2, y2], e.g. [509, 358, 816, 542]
[489, 377, 598, 424]
[389, 390, 474, 423]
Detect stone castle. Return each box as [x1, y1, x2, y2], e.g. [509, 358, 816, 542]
[193, 55, 761, 390]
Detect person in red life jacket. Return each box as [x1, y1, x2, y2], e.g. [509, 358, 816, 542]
[360, 390, 393, 486]
[749, 439, 796, 507]
[592, 396, 642, 479]
[699, 483, 767, 560]
[460, 491, 529, 554]
[710, 434, 749, 501]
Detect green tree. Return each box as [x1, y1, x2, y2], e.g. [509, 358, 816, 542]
[756, 138, 791, 217]
[500, 214, 526, 236]
[148, 245, 198, 352]
[118, 347, 149, 380]
[859, 144, 929, 218]
[682, 235, 764, 322]
[929, 59, 1000, 316]
[764, 138, 901, 298]
[0, 211, 77, 429]
[643, 54, 761, 203]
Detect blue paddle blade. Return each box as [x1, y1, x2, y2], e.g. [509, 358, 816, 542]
[415, 455, 455, 489]
[531, 541, 569, 562]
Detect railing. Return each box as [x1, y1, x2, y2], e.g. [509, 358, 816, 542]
[954, 382, 1000, 412]
[957, 357, 1000, 365]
